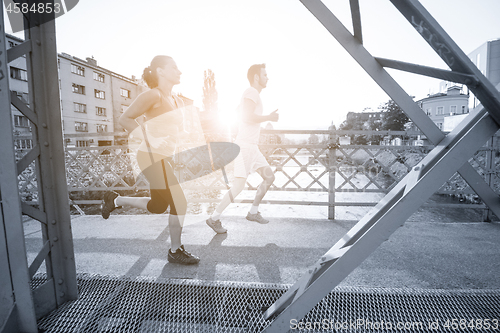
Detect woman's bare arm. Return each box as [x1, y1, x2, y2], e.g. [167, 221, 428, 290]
[119, 89, 161, 133]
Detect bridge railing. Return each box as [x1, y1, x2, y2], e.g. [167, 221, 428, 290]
[15, 129, 499, 219]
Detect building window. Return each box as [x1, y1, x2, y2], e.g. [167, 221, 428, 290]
[120, 88, 131, 98]
[13, 91, 29, 104]
[93, 71, 105, 82]
[15, 139, 33, 149]
[72, 83, 85, 94]
[462, 105, 467, 113]
[75, 121, 88, 132]
[436, 106, 444, 115]
[10, 67, 28, 81]
[14, 115, 30, 127]
[450, 105, 457, 115]
[96, 107, 106, 116]
[76, 140, 89, 147]
[94, 89, 105, 99]
[96, 124, 108, 133]
[426, 108, 432, 116]
[71, 64, 85, 76]
[74, 102, 87, 113]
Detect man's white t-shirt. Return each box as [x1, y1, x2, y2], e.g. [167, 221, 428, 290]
[235, 87, 263, 145]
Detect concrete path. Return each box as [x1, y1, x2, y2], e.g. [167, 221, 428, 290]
[23, 214, 500, 289]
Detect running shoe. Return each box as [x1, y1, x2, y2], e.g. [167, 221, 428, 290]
[101, 191, 119, 219]
[246, 212, 269, 224]
[206, 217, 227, 234]
[168, 245, 200, 265]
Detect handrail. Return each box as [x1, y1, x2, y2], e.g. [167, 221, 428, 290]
[15, 129, 497, 219]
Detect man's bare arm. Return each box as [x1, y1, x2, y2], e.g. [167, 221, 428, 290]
[241, 98, 279, 123]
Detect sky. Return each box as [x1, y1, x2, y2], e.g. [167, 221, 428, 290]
[4, 0, 500, 129]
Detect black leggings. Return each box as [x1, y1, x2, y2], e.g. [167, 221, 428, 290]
[137, 150, 187, 215]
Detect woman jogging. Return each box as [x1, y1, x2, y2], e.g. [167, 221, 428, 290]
[101, 55, 199, 265]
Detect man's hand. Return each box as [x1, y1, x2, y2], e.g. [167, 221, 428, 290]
[268, 109, 279, 122]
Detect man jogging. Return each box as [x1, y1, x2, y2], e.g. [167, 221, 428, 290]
[206, 64, 279, 233]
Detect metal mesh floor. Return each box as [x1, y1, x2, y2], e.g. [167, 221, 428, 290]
[35, 274, 500, 333]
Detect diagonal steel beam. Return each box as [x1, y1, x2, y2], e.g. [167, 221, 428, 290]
[375, 57, 478, 85]
[263, 0, 500, 331]
[390, 0, 500, 123]
[263, 107, 498, 332]
[300, 0, 443, 143]
[6, 39, 31, 63]
[349, 0, 362, 43]
[297, 0, 500, 219]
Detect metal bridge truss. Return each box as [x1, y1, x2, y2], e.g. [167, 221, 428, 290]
[0, 3, 77, 333]
[262, 0, 500, 331]
[1, 0, 500, 332]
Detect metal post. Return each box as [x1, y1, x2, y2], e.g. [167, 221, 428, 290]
[0, 1, 77, 330]
[24, 3, 78, 311]
[482, 137, 494, 222]
[328, 128, 337, 219]
[0, 6, 38, 332]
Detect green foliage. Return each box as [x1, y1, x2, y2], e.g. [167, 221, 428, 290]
[339, 116, 364, 131]
[337, 99, 410, 144]
[379, 100, 409, 131]
[308, 133, 319, 144]
[339, 110, 382, 145]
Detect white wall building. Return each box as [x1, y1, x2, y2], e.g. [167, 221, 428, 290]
[58, 54, 115, 147]
[58, 53, 144, 147]
[418, 39, 500, 133]
[7, 34, 145, 148]
[417, 86, 469, 131]
[5, 34, 32, 154]
[468, 38, 500, 108]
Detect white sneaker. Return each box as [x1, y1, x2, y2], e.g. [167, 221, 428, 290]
[246, 212, 269, 224]
[206, 217, 227, 234]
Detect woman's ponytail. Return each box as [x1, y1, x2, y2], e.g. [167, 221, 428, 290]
[142, 56, 172, 89]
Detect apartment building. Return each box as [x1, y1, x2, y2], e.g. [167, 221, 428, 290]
[468, 38, 500, 108]
[420, 39, 500, 132]
[59, 54, 115, 147]
[417, 86, 469, 131]
[6, 34, 32, 154]
[7, 33, 147, 150]
[346, 111, 383, 123]
[58, 53, 145, 147]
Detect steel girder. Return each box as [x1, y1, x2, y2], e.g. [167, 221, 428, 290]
[262, 0, 500, 331]
[0, 2, 77, 332]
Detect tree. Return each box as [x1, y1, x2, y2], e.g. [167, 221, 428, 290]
[339, 113, 374, 145]
[308, 133, 319, 145]
[339, 116, 364, 131]
[379, 99, 409, 131]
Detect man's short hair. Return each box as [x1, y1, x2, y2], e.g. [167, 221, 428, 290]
[247, 64, 266, 84]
